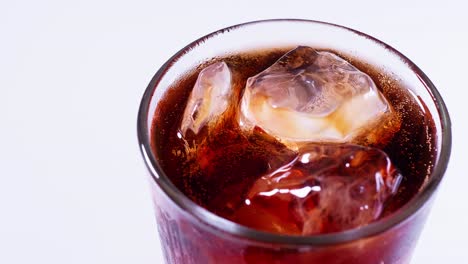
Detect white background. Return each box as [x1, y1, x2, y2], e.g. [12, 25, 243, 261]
[1, 0, 466, 263]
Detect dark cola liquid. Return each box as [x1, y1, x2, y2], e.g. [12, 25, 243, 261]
[151, 48, 436, 234]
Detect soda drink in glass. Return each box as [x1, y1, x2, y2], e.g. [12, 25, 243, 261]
[137, 20, 451, 264]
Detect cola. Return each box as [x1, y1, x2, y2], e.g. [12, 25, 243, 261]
[153, 46, 435, 223]
[149, 47, 437, 262]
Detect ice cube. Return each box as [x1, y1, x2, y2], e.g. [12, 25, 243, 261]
[181, 61, 232, 135]
[233, 143, 402, 235]
[240, 46, 398, 145]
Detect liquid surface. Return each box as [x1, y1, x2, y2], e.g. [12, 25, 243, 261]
[151, 48, 436, 234]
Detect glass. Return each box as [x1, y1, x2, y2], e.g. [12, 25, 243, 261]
[137, 20, 451, 264]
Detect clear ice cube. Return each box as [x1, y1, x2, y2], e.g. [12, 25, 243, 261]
[234, 143, 402, 235]
[240, 46, 395, 144]
[180, 62, 232, 135]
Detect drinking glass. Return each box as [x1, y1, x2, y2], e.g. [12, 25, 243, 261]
[137, 19, 451, 264]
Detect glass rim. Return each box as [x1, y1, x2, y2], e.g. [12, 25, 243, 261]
[137, 19, 452, 246]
